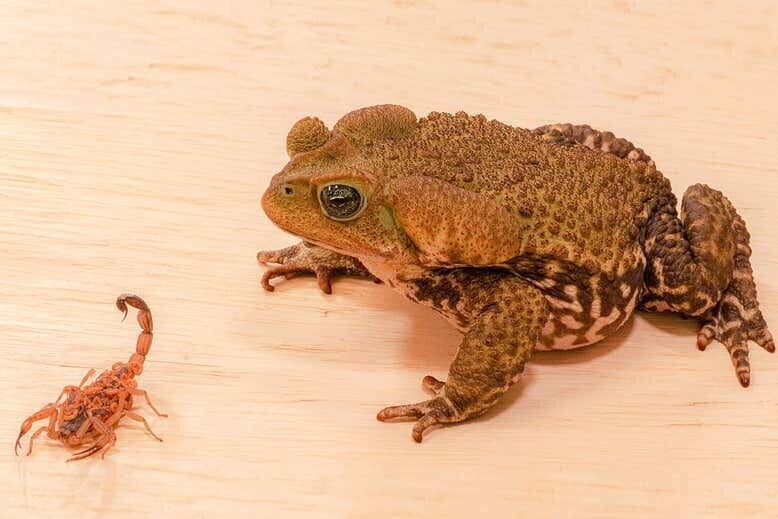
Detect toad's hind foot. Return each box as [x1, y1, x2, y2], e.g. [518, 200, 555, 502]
[696, 217, 774, 387]
[697, 303, 774, 387]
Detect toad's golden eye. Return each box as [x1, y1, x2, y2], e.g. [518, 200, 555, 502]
[318, 183, 365, 221]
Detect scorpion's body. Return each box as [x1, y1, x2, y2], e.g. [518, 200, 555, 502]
[15, 294, 166, 462]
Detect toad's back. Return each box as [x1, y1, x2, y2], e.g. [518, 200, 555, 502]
[360, 111, 673, 272]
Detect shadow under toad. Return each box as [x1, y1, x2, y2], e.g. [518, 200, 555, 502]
[261, 273, 702, 410]
[379, 298, 704, 407]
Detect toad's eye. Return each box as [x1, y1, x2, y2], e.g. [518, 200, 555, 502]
[318, 183, 365, 221]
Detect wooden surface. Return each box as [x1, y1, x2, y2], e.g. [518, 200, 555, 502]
[2, 1, 777, 517]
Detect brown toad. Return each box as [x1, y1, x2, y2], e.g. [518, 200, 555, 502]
[258, 104, 773, 442]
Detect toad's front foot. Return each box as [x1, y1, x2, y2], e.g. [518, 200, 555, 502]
[377, 376, 467, 443]
[257, 241, 378, 294]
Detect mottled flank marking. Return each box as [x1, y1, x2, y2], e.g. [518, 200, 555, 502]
[560, 315, 585, 330]
[535, 252, 645, 350]
[547, 297, 584, 313]
[584, 307, 621, 343]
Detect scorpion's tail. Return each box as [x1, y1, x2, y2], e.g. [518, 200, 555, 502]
[116, 293, 153, 374]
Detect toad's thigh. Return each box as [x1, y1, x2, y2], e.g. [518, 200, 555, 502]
[535, 277, 642, 351]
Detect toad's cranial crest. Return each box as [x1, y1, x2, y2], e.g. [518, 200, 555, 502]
[258, 104, 774, 442]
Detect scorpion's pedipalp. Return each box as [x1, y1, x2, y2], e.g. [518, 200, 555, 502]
[15, 432, 24, 456]
[15, 424, 30, 455]
[15, 405, 57, 456]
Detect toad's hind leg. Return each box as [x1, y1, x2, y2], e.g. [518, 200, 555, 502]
[695, 208, 774, 386]
[641, 184, 773, 386]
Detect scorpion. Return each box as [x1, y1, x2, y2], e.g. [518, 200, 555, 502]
[15, 294, 167, 461]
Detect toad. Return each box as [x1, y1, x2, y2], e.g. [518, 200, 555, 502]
[258, 105, 773, 442]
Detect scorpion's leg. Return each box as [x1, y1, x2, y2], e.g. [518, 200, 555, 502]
[78, 369, 95, 388]
[91, 417, 118, 460]
[74, 409, 96, 438]
[101, 391, 162, 443]
[102, 391, 162, 443]
[67, 445, 100, 462]
[64, 410, 102, 461]
[103, 392, 131, 427]
[67, 415, 115, 462]
[130, 389, 168, 417]
[258, 241, 378, 294]
[124, 412, 163, 442]
[15, 405, 57, 455]
[53, 385, 80, 405]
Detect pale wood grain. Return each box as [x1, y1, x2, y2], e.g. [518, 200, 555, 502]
[1, 1, 777, 517]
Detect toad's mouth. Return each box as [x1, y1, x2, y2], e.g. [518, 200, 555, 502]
[262, 210, 354, 258]
[296, 235, 354, 257]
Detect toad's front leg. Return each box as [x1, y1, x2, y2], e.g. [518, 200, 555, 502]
[378, 280, 549, 442]
[258, 241, 378, 294]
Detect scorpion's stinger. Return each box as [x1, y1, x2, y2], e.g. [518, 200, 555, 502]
[116, 296, 129, 321]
